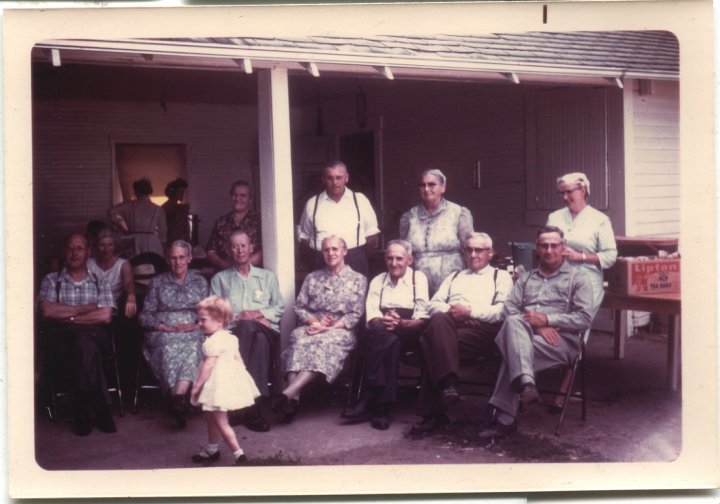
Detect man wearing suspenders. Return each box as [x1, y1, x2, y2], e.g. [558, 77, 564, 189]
[412, 232, 514, 434]
[341, 239, 430, 430]
[478, 226, 593, 439]
[38, 233, 117, 436]
[297, 160, 380, 277]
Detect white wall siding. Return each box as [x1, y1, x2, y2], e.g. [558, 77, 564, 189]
[624, 80, 680, 238]
[33, 98, 259, 260]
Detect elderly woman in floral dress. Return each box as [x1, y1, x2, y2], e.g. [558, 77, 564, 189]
[139, 240, 208, 427]
[274, 235, 367, 423]
[399, 168, 474, 296]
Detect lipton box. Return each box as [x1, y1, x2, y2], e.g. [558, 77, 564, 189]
[608, 257, 681, 295]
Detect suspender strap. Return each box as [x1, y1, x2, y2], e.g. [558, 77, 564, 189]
[490, 268, 500, 305]
[311, 190, 362, 250]
[352, 190, 360, 248]
[379, 269, 417, 311]
[55, 272, 100, 302]
[448, 268, 500, 305]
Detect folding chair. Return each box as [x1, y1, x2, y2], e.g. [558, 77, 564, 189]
[535, 329, 588, 436]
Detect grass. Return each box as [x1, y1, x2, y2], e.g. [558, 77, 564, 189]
[249, 450, 301, 466]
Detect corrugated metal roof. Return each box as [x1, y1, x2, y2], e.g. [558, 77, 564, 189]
[168, 31, 678, 77]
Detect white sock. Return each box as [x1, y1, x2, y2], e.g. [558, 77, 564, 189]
[206, 443, 219, 455]
[233, 449, 245, 460]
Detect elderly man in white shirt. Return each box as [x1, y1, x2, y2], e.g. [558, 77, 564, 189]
[298, 160, 380, 277]
[341, 239, 430, 430]
[411, 232, 513, 434]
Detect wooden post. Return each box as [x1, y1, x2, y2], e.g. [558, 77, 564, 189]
[257, 68, 296, 349]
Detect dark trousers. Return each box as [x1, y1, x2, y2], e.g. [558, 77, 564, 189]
[418, 312, 501, 413]
[231, 320, 280, 397]
[311, 245, 369, 277]
[363, 318, 422, 405]
[42, 323, 112, 406]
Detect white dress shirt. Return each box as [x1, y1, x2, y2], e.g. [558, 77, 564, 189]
[298, 189, 380, 250]
[427, 265, 513, 323]
[365, 268, 430, 326]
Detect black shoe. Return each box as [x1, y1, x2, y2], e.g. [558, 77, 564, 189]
[340, 398, 374, 423]
[478, 420, 517, 440]
[371, 413, 390, 431]
[280, 398, 299, 423]
[520, 382, 539, 405]
[409, 412, 450, 435]
[441, 386, 462, 408]
[271, 394, 288, 413]
[95, 408, 117, 434]
[170, 394, 188, 428]
[243, 405, 270, 433]
[548, 404, 563, 415]
[191, 450, 220, 463]
[73, 412, 92, 437]
[234, 454, 249, 466]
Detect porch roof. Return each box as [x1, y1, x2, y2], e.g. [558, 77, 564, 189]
[36, 30, 679, 83]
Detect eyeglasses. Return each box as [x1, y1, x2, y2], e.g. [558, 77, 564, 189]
[418, 182, 438, 188]
[537, 243, 563, 250]
[464, 247, 491, 254]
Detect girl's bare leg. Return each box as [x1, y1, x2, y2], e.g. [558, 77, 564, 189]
[210, 411, 241, 453]
[205, 411, 221, 445]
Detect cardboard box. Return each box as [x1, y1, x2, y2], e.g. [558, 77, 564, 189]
[608, 257, 681, 295]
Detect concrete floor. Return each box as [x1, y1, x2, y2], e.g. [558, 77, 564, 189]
[34, 329, 681, 469]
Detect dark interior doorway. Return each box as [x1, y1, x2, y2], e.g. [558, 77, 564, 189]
[339, 131, 376, 207]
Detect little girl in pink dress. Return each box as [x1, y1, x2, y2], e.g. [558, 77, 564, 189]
[190, 295, 260, 465]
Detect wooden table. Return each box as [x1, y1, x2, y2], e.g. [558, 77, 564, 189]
[601, 289, 681, 391]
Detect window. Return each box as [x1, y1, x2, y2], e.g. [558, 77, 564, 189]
[525, 88, 609, 224]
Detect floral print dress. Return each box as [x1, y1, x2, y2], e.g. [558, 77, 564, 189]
[399, 198, 474, 296]
[282, 266, 367, 382]
[139, 271, 208, 392]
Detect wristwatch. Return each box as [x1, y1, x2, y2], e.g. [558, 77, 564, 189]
[581, 252, 587, 263]
[69, 316, 76, 323]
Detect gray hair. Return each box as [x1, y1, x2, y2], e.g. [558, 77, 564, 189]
[321, 235, 347, 250]
[536, 225, 566, 242]
[557, 172, 590, 196]
[385, 239, 413, 256]
[167, 239, 193, 258]
[420, 168, 447, 186]
[323, 160, 348, 174]
[228, 229, 251, 244]
[465, 232, 493, 249]
[95, 227, 121, 249]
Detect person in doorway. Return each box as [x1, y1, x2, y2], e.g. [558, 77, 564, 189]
[162, 178, 191, 244]
[341, 239, 430, 430]
[210, 230, 284, 433]
[297, 160, 380, 277]
[477, 226, 593, 439]
[275, 236, 367, 423]
[38, 233, 117, 436]
[206, 180, 263, 271]
[109, 179, 167, 257]
[410, 232, 513, 435]
[399, 169, 474, 296]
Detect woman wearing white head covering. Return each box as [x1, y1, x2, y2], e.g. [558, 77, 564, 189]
[546, 172, 618, 316]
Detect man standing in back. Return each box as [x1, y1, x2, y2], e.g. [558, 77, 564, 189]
[298, 160, 380, 277]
